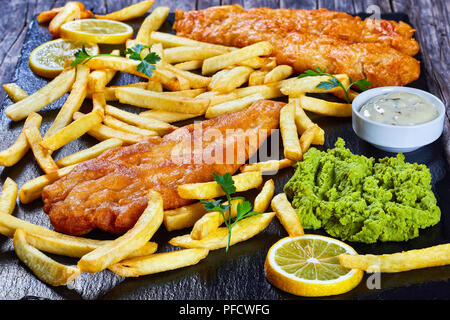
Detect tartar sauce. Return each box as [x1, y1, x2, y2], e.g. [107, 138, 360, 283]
[359, 92, 438, 126]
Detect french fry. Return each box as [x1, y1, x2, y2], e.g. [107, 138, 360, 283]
[3, 83, 28, 102]
[208, 69, 230, 90]
[190, 199, 242, 240]
[44, 64, 90, 139]
[56, 138, 123, 167]
[240, 57, 275, 69]
[174, 60, 203, 71]
[0, 178, 18, 215]
[163, 201, 211, 232]
[140, 110, 201, 123]
[37, 3, 93, 23]
[280, 103, 302, 161]
[300, 94, 352, 117]
[332, 88, 359, 102]
[73, 112, 145, 145]
[339, 243, 450, 273]
[149, 31, 235, 53]
[92, 91, 106, 116]
[163, 47, 223, 64]
[77, 190, 163, 273]
[202, 41, 273, 75]
[264, 65, 293, 84]
[0, 112, 42, 167]
[37, 7, 62, 22]
[158, 88, 206, 98]
[280, 74, 350, 96]
[41, 110, 103, 151]
[253, 179, 275, 213]
[248, 70, 269, 86]
[146, 80, 163, 92]
[56, 138, 122, 167]
[150, 42, 164, 60]
[178, 171, 263, 200]
[24, 232, 158, 259]
[136, 6, 170, 45]
[95, 0, 154, 21]
[18, 164, 76, 204]
[82, 56, 179, 88]
[13, 229, 81, 286]
[204, 82, 283, 106]
[48, 1, 81, 37]
[86, 49, 120, 93]
[24, 123, 58, 174]
[109, 248, 209, 277]
[116, 87, 210, 114]
[205, 93, 264, 118]
[292, 99, 325, 145]
[103, 115, 159, 137]
[88, 70, 107, 93]
[86, 82, 149, 101]
[5, 67, 76, 121]
[0, 213, 158, 259]
[240, 159, 293, 173]
[271, 193, 304, 236]
[209, 66, 253, 93]
[300, 124, 320, 153]
[0, 209, 71, 238]
[104, 104, 175, 135]
[260, 57, 277, 70]
[169, 212, 276, 250]
[159, 62, 211, 89]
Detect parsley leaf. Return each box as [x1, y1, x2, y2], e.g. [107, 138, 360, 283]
[71, 44, 161, 79]
[213, 172, 236, 197]
[70, 45, 121, 66]
[298, 67, 372, 103]
[202, 173, 261, 252]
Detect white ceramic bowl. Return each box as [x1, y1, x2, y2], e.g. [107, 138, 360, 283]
[352, 86, 445, 153]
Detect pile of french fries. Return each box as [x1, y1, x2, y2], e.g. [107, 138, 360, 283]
[0, 1, 361, 287]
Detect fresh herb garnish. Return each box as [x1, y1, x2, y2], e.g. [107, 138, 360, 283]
[71, 44, 161, 78]
[124, 44, 161, 77]
[298, 67, 371, 103]
[201, 173, 261, 252]
[71, 45, 121, 66]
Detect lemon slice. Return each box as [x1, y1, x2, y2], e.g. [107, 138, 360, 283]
[265, 235, 363, 297]
[60, 19, 133, 44]
[29, 39, 99, 78]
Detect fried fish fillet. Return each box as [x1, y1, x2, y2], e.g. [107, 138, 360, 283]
[174, 5, 420, 87]
[42, 100, 284, 235]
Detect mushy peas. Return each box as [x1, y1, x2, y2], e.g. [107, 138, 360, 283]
[284, 138, 441, 243]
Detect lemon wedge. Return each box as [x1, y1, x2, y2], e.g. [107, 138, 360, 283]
[60, 19, 133, 44]
[265, 234, 363, 297]
[29, 39, 98, 78]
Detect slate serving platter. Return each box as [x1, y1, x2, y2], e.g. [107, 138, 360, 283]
[0, 12, 449, 300]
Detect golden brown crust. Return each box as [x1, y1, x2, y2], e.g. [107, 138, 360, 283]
[174, 6, 420, 87]
[42, 100, 284, 235]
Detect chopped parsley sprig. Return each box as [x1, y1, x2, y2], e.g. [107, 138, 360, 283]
[298, 67, 371, 103]
[71, 44, 160, 78]
[201, 173, 261, 252]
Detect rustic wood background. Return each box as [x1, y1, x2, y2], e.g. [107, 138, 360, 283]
[0, 0, 448, 109]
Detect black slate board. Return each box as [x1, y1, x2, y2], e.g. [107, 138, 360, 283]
[0, 13, 449, 300]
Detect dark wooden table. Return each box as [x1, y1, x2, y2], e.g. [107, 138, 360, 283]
[0, 0, 448, 108]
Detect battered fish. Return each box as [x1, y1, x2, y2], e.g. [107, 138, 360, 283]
[42, 100, 284, 235]
[174, 5, 420, 87]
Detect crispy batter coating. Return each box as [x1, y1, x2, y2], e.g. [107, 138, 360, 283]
[42, 100, 284, 235]
[174, 5, 420, 87]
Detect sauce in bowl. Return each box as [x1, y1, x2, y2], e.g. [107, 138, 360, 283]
[359, 92, 438, 126]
